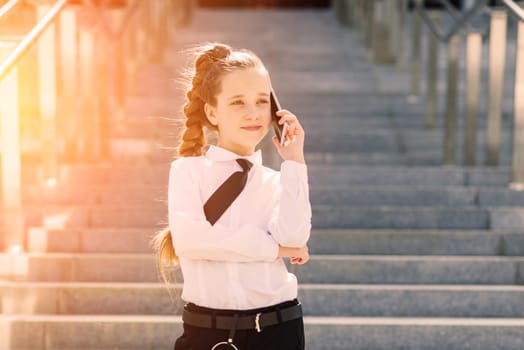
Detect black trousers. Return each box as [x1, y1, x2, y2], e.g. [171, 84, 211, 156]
[174, 299, 305, 350]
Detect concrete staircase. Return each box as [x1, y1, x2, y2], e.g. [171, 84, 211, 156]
[2, 6, 524, 350]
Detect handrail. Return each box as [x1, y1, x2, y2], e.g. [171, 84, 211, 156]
[336, 0, 523, 176]
[414, 0, 488, 42]
[1, 0, 174, 254]
[413, 0, 524, 173]
[415, 0, 524, 43]
[0, 0, 20, 19]
[0, 0, 68, 81]
[500, 0, 524, 21]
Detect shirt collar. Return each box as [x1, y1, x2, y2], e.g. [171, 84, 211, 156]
[205, 145, 263, 166]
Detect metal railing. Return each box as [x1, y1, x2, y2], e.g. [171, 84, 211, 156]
[335, 0, 524, 188]
[0, 0, 177, 253]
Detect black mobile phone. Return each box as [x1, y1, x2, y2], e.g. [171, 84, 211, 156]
[270, 89, 288, 145]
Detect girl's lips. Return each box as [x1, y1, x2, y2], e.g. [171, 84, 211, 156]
[241, 126, 262, 131]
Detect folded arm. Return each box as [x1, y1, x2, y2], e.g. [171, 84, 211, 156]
[168, 160, 279, 262]
[268, 161, 312, 248]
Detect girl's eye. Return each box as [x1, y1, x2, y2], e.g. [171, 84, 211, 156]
[231, 100, 243, 105]
[258, 99, 269, 104]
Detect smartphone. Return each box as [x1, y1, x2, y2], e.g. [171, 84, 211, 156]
[270, 88, 288, 145]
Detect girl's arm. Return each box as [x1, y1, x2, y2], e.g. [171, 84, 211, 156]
[268, 110, 312, 248]
[168, 160, 279, 263]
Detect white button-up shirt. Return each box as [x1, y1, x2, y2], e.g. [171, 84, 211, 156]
[168, 145, 312, 310]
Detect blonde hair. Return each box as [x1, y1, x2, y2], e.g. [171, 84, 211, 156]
[152, 43, 266, 282]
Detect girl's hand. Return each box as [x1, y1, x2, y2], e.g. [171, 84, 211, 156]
[278, 245, 310, 265]
[272, 109, 306, 164]
[290, 256, 308, 265]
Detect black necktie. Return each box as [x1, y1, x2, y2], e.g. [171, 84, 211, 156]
[204, 158, 253, 225]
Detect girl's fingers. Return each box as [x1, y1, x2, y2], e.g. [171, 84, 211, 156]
[276, 110, 299, 125]
[290, 254, 309, 265]
[279, 115, 298, 125]
[276, 109, 292, 116]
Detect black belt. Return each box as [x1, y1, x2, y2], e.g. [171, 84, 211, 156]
[182, 302, 303, 333]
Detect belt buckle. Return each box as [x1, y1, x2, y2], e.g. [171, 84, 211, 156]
[255, 312, 262, 333]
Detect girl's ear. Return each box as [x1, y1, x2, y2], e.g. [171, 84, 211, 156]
[204, 103, 218, 126]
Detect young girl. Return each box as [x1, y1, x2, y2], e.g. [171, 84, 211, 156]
[154, 42, 312, 350]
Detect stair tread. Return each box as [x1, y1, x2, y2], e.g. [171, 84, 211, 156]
[2, 314, 524, 326]
[4, 281, 524, 291]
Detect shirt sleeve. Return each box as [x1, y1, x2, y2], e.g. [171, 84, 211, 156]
[168, 159, 279, 262]
[267, 160, 312, 247]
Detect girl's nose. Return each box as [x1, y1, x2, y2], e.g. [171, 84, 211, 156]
[245, 106, 260, 120]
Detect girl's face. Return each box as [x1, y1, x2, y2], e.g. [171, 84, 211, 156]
[205, 67, 272, 156]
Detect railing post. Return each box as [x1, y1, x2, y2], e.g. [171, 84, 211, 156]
[0, 42, 24, 252]
[364, 0, 375, 50]
[464, 32, 483, 166]
[354, 0, 365, 33]
[176, 0, 194, 27]
[108, 7, 127, 134]
[123, 4, 138, 92]
[334, 0, 348, 26]
[512, 16, 524, 186]
[150, 0, 169, 62]
[78, 23, 96, 161]
[36, 5, 58, 182]
[425, 11, 440, 128]
[486, 11, 507, 166]
[345, 0, 355, 27]
[387, 0, 399, 64]
[397, 0, 408, 70]
[371, 0, 382, 60]
[144, 1, 157, 62]
[58, 6, 78, 162]
[97, 36, 111, 161]
[134, 1, 147, 65]
[410, 0, 422, 100]
[371, 0, 394, 63]
[443, 35, 460, 165]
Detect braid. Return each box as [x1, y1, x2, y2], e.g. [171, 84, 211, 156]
[177, 44, 232, 157]
[178, 91, 207, 157]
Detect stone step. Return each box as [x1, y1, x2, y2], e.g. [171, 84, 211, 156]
[304, 133, 400, 153]
[401, 132, 514, 151]
[4, 134, 514, 167]
[6, 150, 414, 167]
[306, 317, 524, 350]
[12, 183, 524, 206]
[94, 150, 437, 167]
[2, 314, 524, 350]
[1, 253, 523, 284]
[300, 284, 524, 317]
[308, 229, 524, 256]
[312, 187, 476, 206]
[308, 166, 512, 187]
[1, 203, 523, 230]
[3, 282, 524, 318]
[298, 255, 524, 285]
[124, 91, 426, 113]
[1, 164, 513, 186]
[98, 134, 513, 167]
[114, 115, 516, 145]
[312, 205, 524, 230]
[307, 152, 411, 165]
[13, 227, 524, 256]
